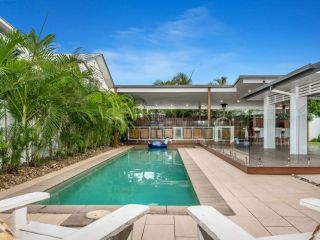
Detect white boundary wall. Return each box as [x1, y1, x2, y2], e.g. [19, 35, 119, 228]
[309, 117, 320, 141]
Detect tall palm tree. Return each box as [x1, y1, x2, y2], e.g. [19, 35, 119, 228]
[153, 72, 192, 85]
[209, 76, 228, 86]
[0, 29, 137, 172]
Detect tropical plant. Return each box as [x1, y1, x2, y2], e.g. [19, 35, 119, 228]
[209, 76, 228, 86]
[152, 72, 193, 117]
[308, 99, 320, 121]
[0, 29, 137, 172]
[153, 72, 192, 85]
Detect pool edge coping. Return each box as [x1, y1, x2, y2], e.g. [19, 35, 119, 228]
[177, 147, 235, 216]
[0, 146, 133, 199]
[1, 146, 234, 216]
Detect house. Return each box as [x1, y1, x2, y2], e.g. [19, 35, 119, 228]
[1, 16, 320, 173]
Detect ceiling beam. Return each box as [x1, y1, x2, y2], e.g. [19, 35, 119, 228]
[271, 89, 293, 96]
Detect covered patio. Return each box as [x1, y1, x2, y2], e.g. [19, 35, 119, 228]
[117, 63, 320, 173]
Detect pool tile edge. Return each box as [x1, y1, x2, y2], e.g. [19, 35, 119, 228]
[177, 147, 235, 216]
[0, 146, 133, 199]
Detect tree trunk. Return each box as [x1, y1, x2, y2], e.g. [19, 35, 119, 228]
[113, 129, 118, 147]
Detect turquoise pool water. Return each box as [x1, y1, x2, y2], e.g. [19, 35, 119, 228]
[42, 149, 199, 205]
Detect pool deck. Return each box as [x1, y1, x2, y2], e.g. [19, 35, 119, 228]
[1, 146, 320, 239]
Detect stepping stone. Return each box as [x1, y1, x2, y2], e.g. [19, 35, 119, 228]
[86, 210, 110, 220]
[61, 213, 94, 227]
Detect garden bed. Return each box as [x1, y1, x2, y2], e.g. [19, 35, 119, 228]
[0, 146, 114, 191]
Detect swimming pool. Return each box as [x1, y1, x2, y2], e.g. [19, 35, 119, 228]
[42, 149, 199, 205]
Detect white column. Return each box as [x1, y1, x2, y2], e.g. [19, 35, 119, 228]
[264, 97, 276, 149]
[214, 127, 219, 142]
[290, 87, 308, 155]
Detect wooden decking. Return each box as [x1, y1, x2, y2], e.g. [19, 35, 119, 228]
[201, 144, 320, 174]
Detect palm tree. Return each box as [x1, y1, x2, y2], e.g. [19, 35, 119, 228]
[171, 72, 192, 85]
[153, 72, 192, 85]
[209, 76, 228, 86]
[0, 29, 137, 172]
[151, 72, 193, 118]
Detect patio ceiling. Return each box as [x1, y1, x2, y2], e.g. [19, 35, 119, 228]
[116, 76, 281, 110]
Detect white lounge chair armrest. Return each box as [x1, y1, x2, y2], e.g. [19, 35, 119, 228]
[188, 206, 255, 240]
[63, 204, 149, 240]
[300, 198, 320, 212]
[0, 192, 50, 212]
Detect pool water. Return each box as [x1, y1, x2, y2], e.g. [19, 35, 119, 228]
[42, 149, 199, 205]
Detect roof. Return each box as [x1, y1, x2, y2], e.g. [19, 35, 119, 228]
[0, 17, 115, 90]
[115, 75, 282, 89]
[78, 54, 115, 89]
[0, 17, 14, 33]
[116, 75, 281, 110]
[243, 62, 320, 99]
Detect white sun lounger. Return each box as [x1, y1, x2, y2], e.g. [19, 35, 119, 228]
[0, 192, 149, 240]
[187, 198, 320, 240]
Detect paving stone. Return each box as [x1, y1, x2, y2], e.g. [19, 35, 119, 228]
[61, 213, 94, 227]
[79, 205, 120, 213]
[229, 216, 270, 238]
[174, 215, 197, 237]
[28, 213, 43, 221]
[266, 226, 299, 235]
[300, 209, 320, 223]
[27, 204, 46, 213]
[149, 206, 166, 214]
[133, 215, 146, 239]
[37, 214, 71, 225]
[38, 205, 85, 213]
[142, 224, 174, 240]
[284, 216, 318, 232]
[249, 208, 291, 227]
[176, 238, 197, 240]
[166, 206, 188, 215]
[266, 202, 305, 217]
[146, 214, 174, 225]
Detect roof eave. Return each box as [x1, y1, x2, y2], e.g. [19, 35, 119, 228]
[242, 62, 320, 100]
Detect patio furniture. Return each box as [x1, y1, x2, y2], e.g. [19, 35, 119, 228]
[0, 192, 149, 240]
[187, 198, 320, 240]
[300, 198, 320, 212]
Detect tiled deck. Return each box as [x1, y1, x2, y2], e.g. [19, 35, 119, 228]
[185, 148, 320, 237]
[1, 147, 320, 239]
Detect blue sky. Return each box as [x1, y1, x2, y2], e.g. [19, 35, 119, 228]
[1, 0, 320, 85]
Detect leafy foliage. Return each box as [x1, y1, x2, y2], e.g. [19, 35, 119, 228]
[0, 29, 137, 172]
[208, 76, 228, 86]
[308, 99, 320, 121]
[153, 72, 193, 117]
[153, 72, 192, 85]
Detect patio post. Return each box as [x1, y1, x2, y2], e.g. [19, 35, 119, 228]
[207, 87, 211, 126]
[113, 87, 119, 147]
[264, 96, 276, 149]
[290, 87, 308, 155]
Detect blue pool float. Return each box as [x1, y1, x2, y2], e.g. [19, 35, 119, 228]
[147, 138, 169, 148]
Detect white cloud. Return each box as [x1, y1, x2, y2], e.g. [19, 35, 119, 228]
[112, 6, 223, 45]
[99, 6, 234, 84]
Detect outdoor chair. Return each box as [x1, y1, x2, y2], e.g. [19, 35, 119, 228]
[188, 198, 320, 240]
[0, 192, 149, 240]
